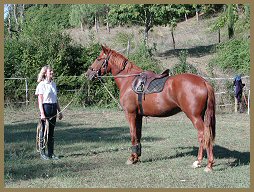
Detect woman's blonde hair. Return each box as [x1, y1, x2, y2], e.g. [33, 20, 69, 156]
[37, 65, 52, 82]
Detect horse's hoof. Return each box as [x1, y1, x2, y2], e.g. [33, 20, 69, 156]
[126, 158, 134, 165]
[204, 166, 213, 172]
[192, 160, 201, 168]
[126, 158, 140, 165]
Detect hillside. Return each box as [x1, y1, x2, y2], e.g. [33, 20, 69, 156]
[66, 16, 231, 77]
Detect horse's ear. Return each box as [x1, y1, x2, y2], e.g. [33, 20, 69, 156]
[101, 44, 109, 54]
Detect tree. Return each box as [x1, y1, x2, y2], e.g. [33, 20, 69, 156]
[227, 4, 235, 39]
[109, 4, 189, 45]
[109, 4, 156, 44]
[5, 4, 28, 37]
[152, 4, 189, 49]
[70, 4, 107, 32]
[211, 4, 239, 41]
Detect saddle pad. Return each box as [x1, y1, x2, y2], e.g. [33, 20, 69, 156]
[145, 76, 169, 94]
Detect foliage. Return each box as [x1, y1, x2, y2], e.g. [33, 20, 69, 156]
[171, 50, 198, 75]
[209, 4, 250, 75]
[212, 38, 250, 74]
[210, 4, 250, 39]
[4, 5, 101, 105]
[4, 3, 250, 107]
[69, 4, 107, 29]
[112, 32, 135, 50]
[129, 43, 160, 73]
[108, 4, 190, 43]
[234, 5, 250, 36]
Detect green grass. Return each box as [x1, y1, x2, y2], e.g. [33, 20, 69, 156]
[4, 106, 250, 188]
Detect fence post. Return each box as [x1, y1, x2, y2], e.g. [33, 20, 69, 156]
[127, 39, 130, 57]
[25, 78, 29, 105]
[235, 97, 238, 113]
[248, 89, 250, 115]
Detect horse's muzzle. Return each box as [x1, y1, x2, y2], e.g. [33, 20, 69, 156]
[86, 69, 98, 81]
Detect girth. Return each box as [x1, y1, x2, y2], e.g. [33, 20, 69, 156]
[132, 69, 170, 116]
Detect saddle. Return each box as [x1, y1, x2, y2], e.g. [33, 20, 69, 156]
[132, 69, 170, 94]
[132, 69, 170, 115]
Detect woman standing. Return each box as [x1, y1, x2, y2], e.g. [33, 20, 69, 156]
[35, 65, 63, 160]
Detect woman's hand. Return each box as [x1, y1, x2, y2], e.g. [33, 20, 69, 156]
[41, 113, 46, 120]
[58, 112, 63, 120]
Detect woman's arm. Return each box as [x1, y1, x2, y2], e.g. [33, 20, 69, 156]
[38, 94, 46, 120]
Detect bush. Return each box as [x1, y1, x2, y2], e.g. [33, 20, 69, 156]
[129, 43, 161, 73]
[212, 38, 250, 74]
[170, 50, 198, 75]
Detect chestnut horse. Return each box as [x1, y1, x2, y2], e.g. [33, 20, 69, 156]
[86, 45, 216, 172]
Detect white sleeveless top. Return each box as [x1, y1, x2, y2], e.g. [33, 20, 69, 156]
[35, 80, 57, 104]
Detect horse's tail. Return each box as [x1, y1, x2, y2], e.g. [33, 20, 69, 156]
[204, 81, 216, 148]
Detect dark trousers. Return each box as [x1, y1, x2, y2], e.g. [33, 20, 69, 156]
[40, 103, 57, 156]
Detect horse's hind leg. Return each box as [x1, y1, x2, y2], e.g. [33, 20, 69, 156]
[190, 117, 205, 169]
[205, 141, 214, 172]
[191, 116, 214, 172]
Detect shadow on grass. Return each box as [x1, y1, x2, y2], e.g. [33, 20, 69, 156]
[158, 44, 216, 58]
[4, 121, 164, 144]
[142, 145, 250, 169]
[5, 120, 249, 182]
[5, 158, 102, 182]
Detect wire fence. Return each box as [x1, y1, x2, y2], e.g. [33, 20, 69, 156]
[4, 75, 250, 113]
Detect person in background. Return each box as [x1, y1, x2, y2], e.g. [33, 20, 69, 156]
[233, 75, 245, 113]
[35, 65, 63, 160]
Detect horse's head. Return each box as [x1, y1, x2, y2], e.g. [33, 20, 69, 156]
[86, 45, 112, 81]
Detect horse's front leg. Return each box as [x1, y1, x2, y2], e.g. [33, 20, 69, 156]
[125, 112, 143, 165]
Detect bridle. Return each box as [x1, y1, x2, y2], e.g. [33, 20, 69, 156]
[88, 51, 112, 78]
[88, 50, 129, 78]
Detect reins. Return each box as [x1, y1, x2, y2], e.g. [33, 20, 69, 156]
[97, 73, 140, 78]
[93, 53, 142, 110]
[96, 72, 141, 110]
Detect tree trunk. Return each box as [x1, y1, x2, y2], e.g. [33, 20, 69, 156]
[7, 6, 12, 38]
[171, 27, 176, 50]
[196, 9, 199, 21]
[228, 26, 234, 39]
[127, 39, 130, 57]
[106, 20, 110, 33]
[80, 18, 84, 31]
[80, 22, 83, 31]
[185, 13, 188, 21]
[95, 16, 99, 33]
[143, 8, 153, 44]
[227, 4, 234, 39]
[144, 27, 149, 45]
[13, 4, 19, 31]
[218, 28, 221, 43]
[106, 8, 110, 33]
[20, 4, 25, 25]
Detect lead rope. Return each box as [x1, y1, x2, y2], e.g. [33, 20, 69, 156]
[98, 78, 123, 110]
[36, 119, 49, 152]
[98, 76, 149, 124]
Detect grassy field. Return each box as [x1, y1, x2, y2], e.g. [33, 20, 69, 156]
[4, 106, 250, 188]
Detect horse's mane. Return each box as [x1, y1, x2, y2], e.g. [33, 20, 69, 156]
[111, 50, 142, 73]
